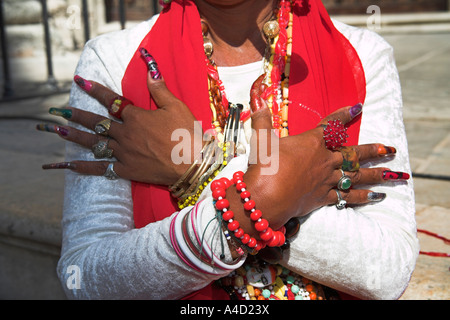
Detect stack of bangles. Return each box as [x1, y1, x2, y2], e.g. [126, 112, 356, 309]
[169, 200, 246, 275]
[169, 138, 219, 201]
[170, 104, 242, 209]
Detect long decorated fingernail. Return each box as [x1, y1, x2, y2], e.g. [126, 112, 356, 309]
[36, 124, 69, 137]
[57, 126, 69, 137]
[36, 123, 57, 133]
[349, 103, 363, 118]
[49, 107, 72, 119]
[368, 192, 386, 202]
[74, 75, 93, 91]
[383, 170, 410, 181]
[139, 47, 162, 79]
[42, 162, 76, 170]
[378, 145, 397, 156]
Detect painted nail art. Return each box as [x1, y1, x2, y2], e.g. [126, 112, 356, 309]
[368, 192, 386, 202]
[139, 47, 162, 79]
[74, 75, 93, 91]
[378, 145, 397, 156]
[56, 126, 69, 137]
[349, 103, 363, 118]
[36, 124, 69, 137]
[49, 107, 72, 119]
[42, 162, 76, 170]
[36, 124, 57, 133]
[382, 170, 410, 180]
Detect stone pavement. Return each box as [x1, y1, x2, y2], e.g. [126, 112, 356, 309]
[0, 20, 449, 300]
[381, 31, 450, 300]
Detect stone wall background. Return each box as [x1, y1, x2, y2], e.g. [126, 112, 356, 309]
[3, 0, 106, 58]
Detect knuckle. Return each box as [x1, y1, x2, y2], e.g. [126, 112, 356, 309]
[350, 170, 362, 183]
[340, 190, 351, 201]
[95, 161, 109, 174]
[326, 190, 337, 204]
[353, 146, 362, 160]
[369, 144, 379, 157]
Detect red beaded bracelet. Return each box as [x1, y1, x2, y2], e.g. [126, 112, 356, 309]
[211, 171, 286, 253]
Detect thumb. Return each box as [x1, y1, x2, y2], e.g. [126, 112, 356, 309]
[146, 74, 177, 109]
[140, 47, 178, 109]
[250, 74, 273, 132]
[248, 75, 278, 168]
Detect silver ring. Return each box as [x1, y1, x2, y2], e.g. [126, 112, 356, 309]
[104, 162, 119, 180]
[335, 190, 347, 210]
[92, 139, 113, 159]
[337, 169, 352, 191]
[94, 119, 112, 136]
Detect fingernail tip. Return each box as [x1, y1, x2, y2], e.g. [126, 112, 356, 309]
[139, 47, 148, 55]
[350, 103, 363, 118]
[368, 192, 386, 202]
[74, 75, 92, 91]
[42, 162, 74, 170]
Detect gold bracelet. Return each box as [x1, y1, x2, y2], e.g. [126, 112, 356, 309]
[169, 139, 216, 200]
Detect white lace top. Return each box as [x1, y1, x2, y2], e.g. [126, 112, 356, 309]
[57, 15, 419, 300]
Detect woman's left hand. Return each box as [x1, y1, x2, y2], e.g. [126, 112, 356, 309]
[38, 73, 204, 186]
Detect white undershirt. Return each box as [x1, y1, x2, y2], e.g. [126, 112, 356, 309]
[218, 60, 264, 108]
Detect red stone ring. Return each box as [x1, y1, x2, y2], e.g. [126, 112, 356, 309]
[322, 119, 348, 151]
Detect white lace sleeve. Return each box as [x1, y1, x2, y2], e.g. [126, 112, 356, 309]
[282, 23, 419, 300]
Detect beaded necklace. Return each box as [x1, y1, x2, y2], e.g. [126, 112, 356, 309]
[203, 0, 294, 139]
[175, 0, 294, 210]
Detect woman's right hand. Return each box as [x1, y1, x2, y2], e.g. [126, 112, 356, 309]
[38, 51, 205, 186]
[226, 75, 409, 237]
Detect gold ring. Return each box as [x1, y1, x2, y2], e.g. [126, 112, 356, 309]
[94, 119, 112, 136]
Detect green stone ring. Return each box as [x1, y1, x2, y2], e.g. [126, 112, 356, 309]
[337, 169, 352, 191]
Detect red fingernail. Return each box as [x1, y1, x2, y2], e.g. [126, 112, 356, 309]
[74, 75, 93, 92]
[382, 170, 410, 180]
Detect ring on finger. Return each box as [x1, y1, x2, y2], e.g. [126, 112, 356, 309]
[322, 119, 348, 151]
[94, 119, 112, 136]
[337, 169, 352, 191]
[92, 139, 113, 159]
[104, 162, 119, 180]
[109, 96, 133, 119]
[335, 190, 347, 210]
[340, 146, 360, 172]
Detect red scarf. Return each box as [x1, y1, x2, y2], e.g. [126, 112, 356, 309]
[122, 0, 366, 300]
